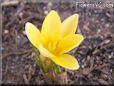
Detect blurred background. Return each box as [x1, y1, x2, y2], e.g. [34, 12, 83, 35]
[1, 0, 114, 85]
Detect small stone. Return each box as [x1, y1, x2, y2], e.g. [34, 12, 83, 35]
[108, 55, 112, 59]
[82, 68, 90, 75]
[44, 10, 49, 15]
[19, 12, 23, 18]
[48, 2, 52, 7]
[110, 69, 112, 73]
[11, 69, 14, 73]
[87, 56, 90, 61]
[4, 30, 9, 34]
[105, 23, 110, 28]
[81, 65, 85, 68]
[97, 29, 101, 33]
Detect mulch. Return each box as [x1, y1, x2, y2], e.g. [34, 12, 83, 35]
[2, 1, 114, 85]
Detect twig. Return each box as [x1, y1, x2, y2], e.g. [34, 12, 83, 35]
[1, 0, 19, 6]
[23, 74, 29, 84]
[2, 50, 32, 58]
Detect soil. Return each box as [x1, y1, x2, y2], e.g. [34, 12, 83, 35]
[2, 1, 114, 85]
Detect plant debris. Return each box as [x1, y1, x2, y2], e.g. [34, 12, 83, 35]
[2, 1, 114, 85]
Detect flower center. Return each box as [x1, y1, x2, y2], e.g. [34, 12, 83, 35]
[48, 41, 57, 52]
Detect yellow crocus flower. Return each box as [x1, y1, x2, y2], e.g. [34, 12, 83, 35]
[25, 10, 84, 70]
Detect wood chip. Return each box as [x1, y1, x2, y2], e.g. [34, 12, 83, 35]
[23, 74, 29, 84]
[98, 79, 109, 85]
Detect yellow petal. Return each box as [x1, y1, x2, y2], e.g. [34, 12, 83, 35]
[55, 34, 84, 55]
[25, 22, 41, 48]
[61, 14, 79, 37]
[38, 44, 55, 58]
[52, 54, 80, 70]
[41, 10, 61, 48]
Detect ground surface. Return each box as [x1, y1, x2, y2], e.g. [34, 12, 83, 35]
[2, 1, 114, 85]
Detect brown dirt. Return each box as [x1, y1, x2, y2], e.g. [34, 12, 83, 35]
[2, 1, 114, 85]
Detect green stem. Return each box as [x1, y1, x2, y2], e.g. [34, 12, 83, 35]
[31, 45, 64, 82]
[31, 45, 46, 73]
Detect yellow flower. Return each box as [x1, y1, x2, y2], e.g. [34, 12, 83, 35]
[25, 10, 84, 70]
